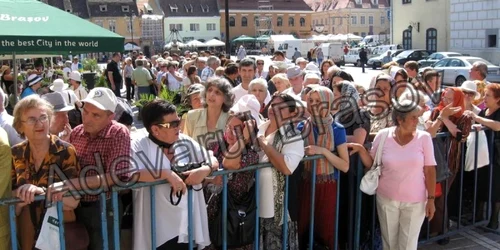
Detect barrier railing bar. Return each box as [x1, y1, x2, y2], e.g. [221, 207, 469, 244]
[100, 192, 109, 250]
[57, 201, 66, 250]
[150, 186, 156, 250]
[222, 174, 228, 250]
[308, 162, 317, 250]
[472, 130, 479, 223]
[254, 169, 260, 250]
[334, 172, 340, 250]
[9, 205, 17, 250]
[281, 175, 289, 250]
[112, 191, 120, 250]
[458, 142, 465, 229]
[353, 160, 363, 250]
[371, 196, 376, 249]
[188, 188, 194, 250]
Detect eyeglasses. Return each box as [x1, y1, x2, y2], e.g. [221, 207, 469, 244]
[257, 63, 264, 65]
[22, 115, 49, 125]
[156, 120, 181, 129]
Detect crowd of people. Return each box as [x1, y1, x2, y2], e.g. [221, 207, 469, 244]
[0, 48, 499, 250]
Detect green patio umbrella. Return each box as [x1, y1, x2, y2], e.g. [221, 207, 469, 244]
[0, 0, 124, 54]
[232, 35, 255, 43]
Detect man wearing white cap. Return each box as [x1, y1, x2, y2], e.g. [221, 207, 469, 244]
[20, 74, 43, 99]
[69, 71, 88, 102]
[52, 87, 131, 250]
[283, 66, 304, 98]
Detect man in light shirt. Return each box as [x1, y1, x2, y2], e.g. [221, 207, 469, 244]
[255, 58, 268, 79]
[232, 59, 271, 105]
[201, 56, 220, 83]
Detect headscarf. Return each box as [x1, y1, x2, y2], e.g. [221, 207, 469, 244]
[303, 85, 336, 179]
[435, 87, 465, 120]
[338, 81, 360, 111]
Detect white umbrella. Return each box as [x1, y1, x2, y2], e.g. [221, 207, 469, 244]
[164, 41, 185, 49]
[346, 33, 363, 41]
[186, 40, 206, 47]
[124, 43, 141, 51]
[204, 39, 225, 47]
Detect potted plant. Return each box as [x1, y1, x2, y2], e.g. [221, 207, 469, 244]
[82, 58, 99, 90]
[135, 88, 188, 118]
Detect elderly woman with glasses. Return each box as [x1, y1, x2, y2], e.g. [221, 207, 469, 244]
[132, 99, 217, 250]
[348, 100, 437, 250]
[184, 77, 234, 147]
[11, 96, 80, 250]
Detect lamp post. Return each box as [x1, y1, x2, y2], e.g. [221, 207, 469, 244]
[225, 0, 230, 55]
[126, 12, 136, 45]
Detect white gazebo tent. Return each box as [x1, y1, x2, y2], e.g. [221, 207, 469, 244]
[164, 41, 185, 49]
[204, 39, 225, 47]
[185, 40, 206, 47]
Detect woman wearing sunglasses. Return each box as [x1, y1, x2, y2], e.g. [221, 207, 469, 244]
[131, 100, 218, 250]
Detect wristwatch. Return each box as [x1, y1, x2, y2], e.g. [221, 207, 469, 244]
[427, 195, 435, 200]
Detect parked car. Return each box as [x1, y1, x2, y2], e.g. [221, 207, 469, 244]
[367, 49, 404, 69]
[418, 52, 462, 67]
[422, 56, 500, 86]
[392, 49, 430, 66]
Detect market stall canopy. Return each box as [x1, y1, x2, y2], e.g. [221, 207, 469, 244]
[232, 35, 256, 43]
[185, 40, 206, 47]
[124, 43, 141, 51]
[0, 54, 60, 60]
[255, 35, 270, 42]
[164, 41, 186, 49]
[0, 0, 124, 54]
[204, 39, 225, 47]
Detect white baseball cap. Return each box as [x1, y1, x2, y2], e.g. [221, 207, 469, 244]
[82, 87, 117, 112]
[69, 71, 81, 82]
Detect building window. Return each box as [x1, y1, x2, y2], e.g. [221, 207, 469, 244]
[353, 32, 359, 35]
[108, 20, 116, 32]
[289, 17, 294, 26]
[277, 16, 283, 26]
[122, 6, 129, 12]
[99, 5, 107, 12]
[332, 27, 335, 33]
[241, 17, 248, 26]
[255, 16, 260, 27]
[229, 16, 235, 27]
[190, 23, 200, 31]
[331, 17, 336, 25]
[369, 16, 374, 25]
[380, 16, 385, 25]
[486, 29, 498, 48]
[403, 0, 411, 3]
[351, 16, 357, 25]
[95, 20, 103, 27]
[169, 24, 182, 31]
[426, 28, 437, 52]
[300, 17, 305, 26]
[169, 4, 178, 12]
[207, 23, 216, 31]
[360, 16, 365, 25]
[403, 29, 412, 50]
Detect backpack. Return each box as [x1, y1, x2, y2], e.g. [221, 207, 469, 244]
[67, 92, 83, 128]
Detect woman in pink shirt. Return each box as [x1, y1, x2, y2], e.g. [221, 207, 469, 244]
[349, 101, 437, 250]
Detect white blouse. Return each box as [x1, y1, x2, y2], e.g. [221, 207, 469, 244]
[257, 120, 304, 218]
[132, 131, 210, 250]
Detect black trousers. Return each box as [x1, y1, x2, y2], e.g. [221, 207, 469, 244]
[156, 237, 190, 250]
[125, 77, 134, 101]
[75, 199, 123, 250]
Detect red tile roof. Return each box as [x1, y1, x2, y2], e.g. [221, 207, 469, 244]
[218, 0, 312, 11]
[305, 0, 389, 11]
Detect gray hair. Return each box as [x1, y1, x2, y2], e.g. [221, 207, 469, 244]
[207, 56, 221, 67]
[136, 59, 144, 67]
[248, 78, 268, 92]
[473, 61, 488, 78]
[202, 77, 234, 112]
[392, 99, 422, 126]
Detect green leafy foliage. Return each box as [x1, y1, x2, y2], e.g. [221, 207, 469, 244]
[135, 87, 188, 115]
[82, 58, 99, 73]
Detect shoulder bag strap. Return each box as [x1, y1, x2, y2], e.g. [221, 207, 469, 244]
[371, 128, 391, 170]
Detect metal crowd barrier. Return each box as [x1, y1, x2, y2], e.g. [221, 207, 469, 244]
[0, 129, 495, 250]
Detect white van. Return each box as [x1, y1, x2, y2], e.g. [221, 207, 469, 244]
[344, 48, 360, 66]
[281, 39, 315, 59]
[327, 42, 345, 66]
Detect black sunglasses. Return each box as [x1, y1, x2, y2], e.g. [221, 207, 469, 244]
[156, 120, 181, 129]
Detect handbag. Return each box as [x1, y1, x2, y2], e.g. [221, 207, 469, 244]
[67, 92, 82, 129]
[433, 137, 452, 182]
[360, 128, 390, 195]
[35, 206, 89, 250]
[465, 130, 489, 171]
[210, 184, 256, 248]
[169, 162, 206, 206]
